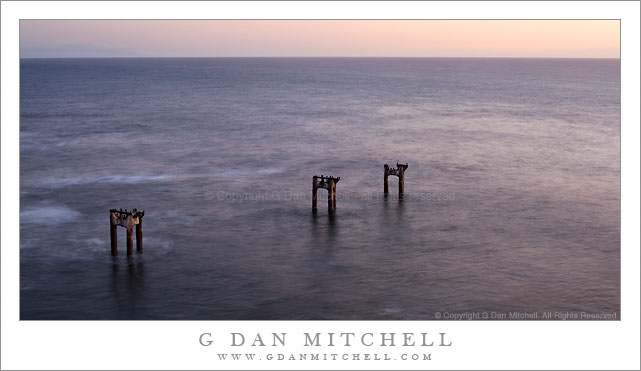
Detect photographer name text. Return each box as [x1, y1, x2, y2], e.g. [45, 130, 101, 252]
[199, 331, 452, 348]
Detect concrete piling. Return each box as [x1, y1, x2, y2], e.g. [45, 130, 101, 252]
[109, 208, 144, 256]
[110, 223, 118, 256]
[126, 228, 134, 256]
[312, 175, 340, 213]
[384, 162, 408, 199]
[136, 219, 143, 253]
[384, 164, 389, 195]
[312, 176, 318, 211]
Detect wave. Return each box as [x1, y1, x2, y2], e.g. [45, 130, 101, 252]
[258, 167, 286, 175]
[35, 167, 286, 189]
[40, 174, 176, 188]
[207, 169, 248, 178]
[21, 204, 80, 225]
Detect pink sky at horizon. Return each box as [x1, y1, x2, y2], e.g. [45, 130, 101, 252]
[20, 20, 620, 58]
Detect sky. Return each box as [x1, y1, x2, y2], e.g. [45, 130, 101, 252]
[20, 20, 620, 58]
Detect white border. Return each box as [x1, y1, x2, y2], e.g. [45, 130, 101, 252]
[2, 2, 639, 370]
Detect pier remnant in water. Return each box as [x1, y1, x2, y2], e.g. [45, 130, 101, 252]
[312, 175, 341, 213]
[384, 162, 409, 199]
[109, 208, 144, 256]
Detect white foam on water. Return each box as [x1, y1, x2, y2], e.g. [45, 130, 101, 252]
[20, 204, 81, 225]
[40, 174, 175, 188]
[207, 169, 248, 178]
[55, 139, 80, 147]
[258, 167, 286, 175]
[84, 237, 106, 246]
[64, 237, 107, 255]
[380, 303, 405, 315]
[20, 131, 41, 139]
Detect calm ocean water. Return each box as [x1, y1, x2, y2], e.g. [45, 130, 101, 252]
[20, 58, 620, 320]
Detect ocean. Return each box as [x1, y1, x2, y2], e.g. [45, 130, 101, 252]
[19, 57, 620, 319]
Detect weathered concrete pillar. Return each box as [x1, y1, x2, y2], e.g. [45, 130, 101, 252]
[398, 163, 408, 200]
[126, 228, 134, 256]
[327, 181, 334, 213]
[331, 181, 337, 211]
[110, 223, 118, 256]
[109, 208, 144, 256]
[398, 171, 405, 199]
[312, 176, 318, 212]
[384, 164, 389, 195]
[383, 162, 408, 199]
[311, 175, 340, 213]
[136, 219, 143, 253]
